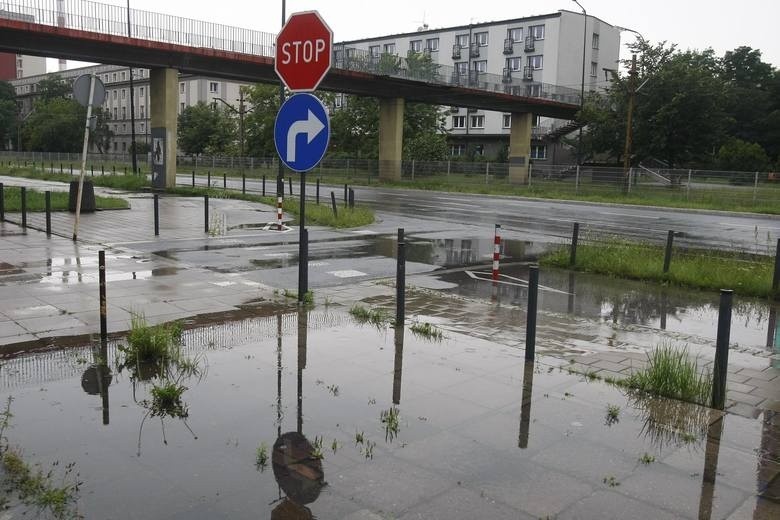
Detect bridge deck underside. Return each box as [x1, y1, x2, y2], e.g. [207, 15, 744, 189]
[1, 20, 578, 119]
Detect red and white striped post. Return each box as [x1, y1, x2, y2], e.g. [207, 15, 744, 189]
[492, 224, 501, 281]
[276, 196, 283, 231]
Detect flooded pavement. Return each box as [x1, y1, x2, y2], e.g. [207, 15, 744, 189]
[0, 307, 778, 519]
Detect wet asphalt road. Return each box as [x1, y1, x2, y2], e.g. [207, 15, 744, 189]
[177, 174, 780, 253]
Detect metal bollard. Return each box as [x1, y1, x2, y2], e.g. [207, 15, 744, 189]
[570, 222, 579, 266]
[772, 238, 780, 299]
[70, 164, 73, 175]
[153, 194, 159, 236]
[45, 191, 51, 236]
[348, 188, 355, 209]
[20, 187, 27, 229]
[242, 172, 246, 194]
[298, 228, 309, 302]
[204, 195, 209, 233]
[91, 165, 94, 176]
[207, 170, 211, 187]
[712, 289, 733, 409]
[330, 191, 338, 218]
[663, 230, 675, 273]
[262, 175, 266, 197]
[316, 178, 320, 204]
[344, 184, 348, 206]
[396, 228, 406, 327]
[99, 250, 107, 343]
[0, 183, 4, 222]
[60, 163, 63, 173]
[192, 171, 195, 187]
[101, 164, 105, 176]
[525, 265, 539, 361]
[223, 173, 227, 189]
[288, 177, 293, 196]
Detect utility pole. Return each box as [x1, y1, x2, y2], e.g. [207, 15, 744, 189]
[238, 87, 245, 191]
[623, 54, 637, 192]
[277, 0, 286, 230]
[126, 1, 138, 174]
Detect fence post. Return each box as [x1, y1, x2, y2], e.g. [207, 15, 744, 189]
[772, 238, 780, 298]
[575, 165, 580, 194]
[627, 168, 633, 194]
[348, 188, 355, 209]
[528, 163, 533, 187]
[447, 160, 451, 177]
[204, 195, 209, 233]
[99, 250, 107, 344]
[316, 178, 320, 204]
[45, 191, 51, 236]
[687, 169, 692, 201]
[712, 289, 733, 409]
[330, 191, 338, 218]
[411, 159, 415, 181]
[525, 265, 539, 361]
[20, 187, 26, 230]
[343, 184, 348, 206]
[753, 171, 759, 203]
[396, 228, 405, 327]
[570, 222, 579, 266]
[485, 162, 490, 185]
[663, 230, 675, 273]
[153, 194, 159, 236]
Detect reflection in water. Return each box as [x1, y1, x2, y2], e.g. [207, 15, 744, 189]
[756, 410, 780, 513]
[518, 361, 534, 449]
[270, 310, 325, 519]
[393, 326, 404, 405]
[630, 390, 710, 449]
[697, 411, 725, 520]
[80, 341, 111, 425]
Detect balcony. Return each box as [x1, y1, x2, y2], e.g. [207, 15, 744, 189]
[524, 36, 535, 52]
[523, 66, 534, 81]
[503, 38, 514, 55]
[502, 68, 512, 83]
[469, 43, 480, 58]
[451, 44, 461, 60]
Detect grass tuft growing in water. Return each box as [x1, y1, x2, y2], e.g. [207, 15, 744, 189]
[625, 343, 712, 407]
[410, 321, 444, 341]
[120, 314, 184, 365]
[349, 304, 392, 328]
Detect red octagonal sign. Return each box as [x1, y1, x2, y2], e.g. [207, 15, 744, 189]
[275, 11, 333, 92]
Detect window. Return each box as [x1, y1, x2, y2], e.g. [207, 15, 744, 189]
[451, 144, 466, 156]
[139, 87, 144, 96]
[140, 123, 145, 133]
[452, 115, 466, 129]
[530, 25, 545, 40]
[527, 84, 542, 97]
[113, 107, 117, 119]
[590, 61, 598, 77]
[474, 60, 487, 73]
[122, 123, 126, 132]
[533, 114, 541, 126]
[121, 89, 126, 99]
[474, 32, 488, 46]
[16, 59, 22, 68]
[209, 82, 218, 93]
[122, 142, 126, 151]
[369, 45, 380, 57]
[112, 73, 117, 82]
[455, 62, 468, 75]
[531, 144, 547, 160]
[383, 43, 395, 54]
[16, 70, 21, 79]
[335, 95, 343, 108]
[502, 114, 511, 128]
[508, 57, 522, 71]
[473, 144, 484, 156]
[112, 90, 117, 100]
[179, 83, 185, 93]
[113, 142, 117, 151]
[180, 102, 185, 113]
[409, 40, 422, 52]
[139, 106, 145, 118]
[528, 55, 543, 70]
[592, 33, 600, 49]
[122, 106, 126, 119]
[104, 74, 108, 83]
[426, 38, 439, 51]
[121, 71, 125, 80]
[456, 34, 469, 48]
[470, 115, 485, 128]
[509, 28, 523, 42]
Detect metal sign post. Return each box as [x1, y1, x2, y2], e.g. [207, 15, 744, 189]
[72, 74, 97, 241]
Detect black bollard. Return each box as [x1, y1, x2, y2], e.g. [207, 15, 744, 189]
[99, 250, 107, 344]
[396, 228, 406, 327]
[112, 165, 116, 175]
[207, 170, 211, 187]
[153, 194, 159, 236]
[316, 178, 320, 204]
[101, 164, 105, 176]
[330, 191, 338, 218]
[20, 187, 27, 229]
[242, 172, 246, 194]
[348, 188, 355, 209]
[519, 361, 534, 449]
[344, 184, 348, 206]
[45, 191, 51, 236]
[525, 265, 539, 361]
[124, 166, 127, 175]
[223, 172, 227, 189]
[298, 228, 309, 302]
[70, 164, 73, 175]
[570, 222, 579, 266]
[60, 163, 63, 173]
[204, 194, 209, 233]
[192, 171, 195, 187]
[288, 176, 293, 196]
[663, 230, 675, 273]
[712, 289, 733, 409]
[0, 182, 4, 222]
[772, 238, 780, 299]
[91, 165, 94, 176]
[262, 175, 266, 197]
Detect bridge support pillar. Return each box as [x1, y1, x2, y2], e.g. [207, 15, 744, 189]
[379, 97, 404, 181]
[508, 112, 533, 184]
[150, 68, 178, 189]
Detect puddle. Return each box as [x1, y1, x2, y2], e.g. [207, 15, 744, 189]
[0, 309, 777, 518]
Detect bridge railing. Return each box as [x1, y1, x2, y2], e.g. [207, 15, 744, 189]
[1, 0, 276, 56]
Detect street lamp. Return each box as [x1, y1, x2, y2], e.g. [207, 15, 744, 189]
[572, 0, 587, 166]
[213, 88, 250, 193]
[615, 27, 646, 189]
[126, 0, 138, 174]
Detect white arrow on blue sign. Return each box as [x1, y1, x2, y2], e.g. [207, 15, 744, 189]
[274, 93, 330, 173]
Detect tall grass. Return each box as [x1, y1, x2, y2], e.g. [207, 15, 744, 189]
[1, 166, 148, 190]
[625, 343, 712, 407]
[1, 186, 128, 211]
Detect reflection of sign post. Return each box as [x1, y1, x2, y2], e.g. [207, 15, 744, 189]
[151, 129, 166, 188]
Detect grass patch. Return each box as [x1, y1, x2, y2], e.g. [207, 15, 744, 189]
[605, 404, 621, 426]
[147, 381, 189, 419]
[540, 237, 774, 298]
[255, 442, 269, 471]
[380, 406, 401, 442]
[409, 321, 444, 341]
[1, 166, 148, 190]
[119, 313, 184, 366]
[625, 343, 712, 407]
[1, 186, 128, 211]
[349, 304, 392, 328]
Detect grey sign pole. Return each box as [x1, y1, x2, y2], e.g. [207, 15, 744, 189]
[73, 74, 97, 241]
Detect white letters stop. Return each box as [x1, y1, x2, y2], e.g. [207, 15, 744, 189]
[281, 39, 327, 65]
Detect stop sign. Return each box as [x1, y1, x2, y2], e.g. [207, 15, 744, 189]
[275, 11, 333, 92]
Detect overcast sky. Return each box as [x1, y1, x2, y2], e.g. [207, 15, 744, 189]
[51, 0, 780, 71]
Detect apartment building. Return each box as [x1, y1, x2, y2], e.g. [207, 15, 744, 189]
[12, 64, 247, 153]
[339, 9, 620, 161]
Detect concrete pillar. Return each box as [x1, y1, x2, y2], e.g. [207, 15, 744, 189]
[379, 98, 404, 181]
[508, 112, 533, 184]
[150, 68, 178, 189]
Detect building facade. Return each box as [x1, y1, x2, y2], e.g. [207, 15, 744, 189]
[339, 9, 620, 162]
[12, 64, 248, 153]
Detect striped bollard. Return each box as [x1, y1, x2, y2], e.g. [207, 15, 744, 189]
[492, 224, 501, 281]
[276, 196, 283, 231]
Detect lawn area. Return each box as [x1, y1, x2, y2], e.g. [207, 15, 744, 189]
[2, 186, 128, 211]
[1, 166, 148, 190]
[540, 237, 775, 298]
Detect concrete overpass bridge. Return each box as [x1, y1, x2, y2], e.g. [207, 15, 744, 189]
[0, 0, 581, 184]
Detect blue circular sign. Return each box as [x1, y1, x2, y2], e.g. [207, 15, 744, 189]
[274, 93, 330, 173]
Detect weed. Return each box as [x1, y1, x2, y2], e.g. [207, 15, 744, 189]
[380, 406, 401, 442]
[355, 431, 365, 445]
[410, 321, 444, 341]
[602, 475, 620, 487]
[311, 436, 324, 460]
[146, 382, 188, 419]
[362, 440, 376, 460]
[331, 439, 339, 453]
[326, 384, 340, 397]
[119, 314, 184, 366]
[639, 453, 656, 465]
[625, 343, 712, 406]
[208, 211, 226, 236]
[605, 404, 621, 426]
[349, 304, 392, 328]
[255, 442, 269, 471]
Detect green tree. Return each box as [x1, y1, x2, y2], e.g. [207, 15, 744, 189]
[36, 75, 71, 102]
[177, 102, 236, 155]
[717, 139, 770, 172]
[0, 81, 16, 150]
[243, 84, 282, 157]
[90, 107, 114, 154]
[21, 98, 84, 152]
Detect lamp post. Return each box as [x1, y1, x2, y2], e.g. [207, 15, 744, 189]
[277, 0, 286, 211]
[615, 27, 645, 190]
[572, 0, 587, 166]
[126, 1, 138, 174]
[213, 89, 249, 191]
